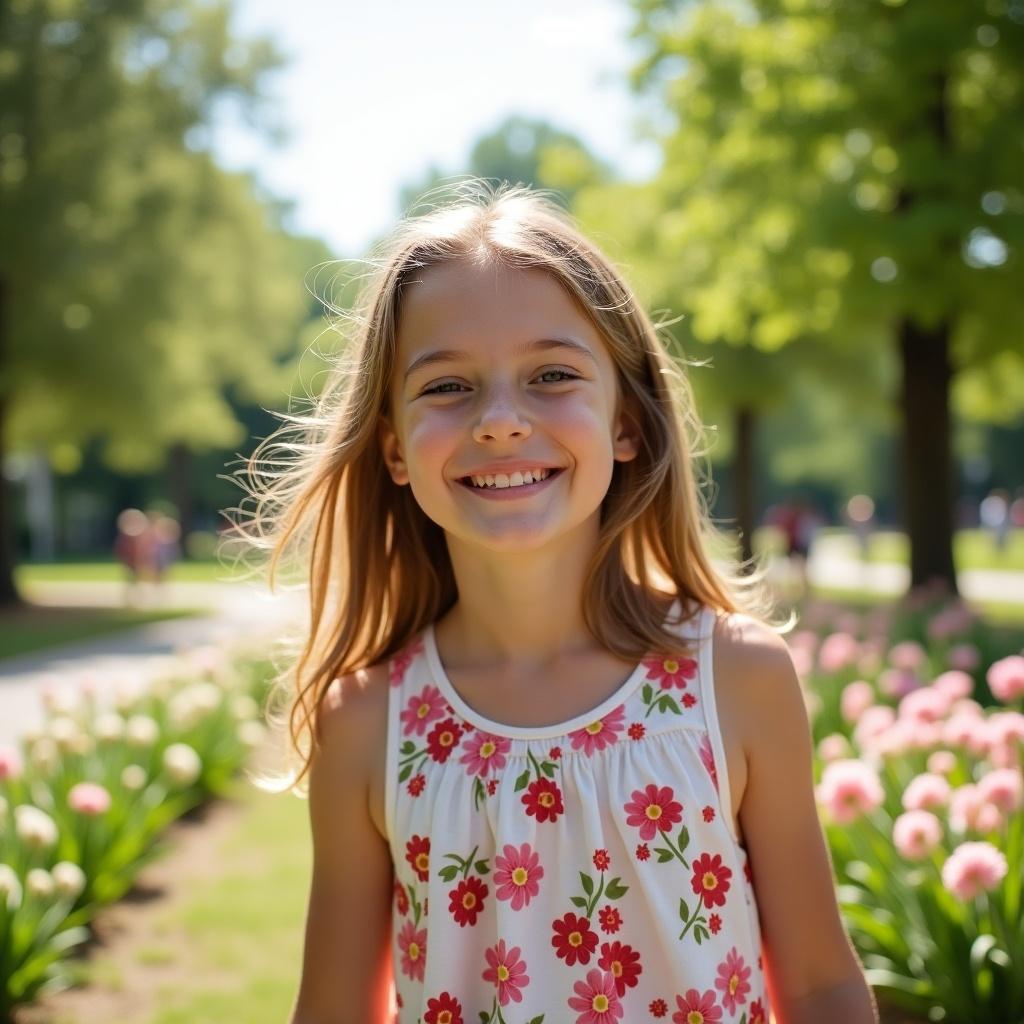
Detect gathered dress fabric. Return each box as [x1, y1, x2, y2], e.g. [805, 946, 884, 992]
[384, 600, 771, 1024]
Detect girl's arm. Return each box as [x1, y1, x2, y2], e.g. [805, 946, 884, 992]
[715, 615, 879, 1024]
[289, 669, 395, 1024]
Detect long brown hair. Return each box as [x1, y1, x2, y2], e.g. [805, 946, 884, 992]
[229, 179, 780, 796]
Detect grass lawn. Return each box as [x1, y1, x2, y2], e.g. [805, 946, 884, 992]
[821, 527, 1024, 573]
[0, 605, 203, 661]
[14, 560, 249, 585]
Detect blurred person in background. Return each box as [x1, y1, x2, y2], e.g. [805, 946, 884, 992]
[113, 507, 156, 605]
[980, 489, 1011, 552]
[152, 514, 182, 586]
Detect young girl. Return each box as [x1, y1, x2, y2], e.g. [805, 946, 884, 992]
[244, 182, 877, 1024]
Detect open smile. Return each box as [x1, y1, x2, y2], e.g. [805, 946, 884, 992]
[456, 468, 564, 499]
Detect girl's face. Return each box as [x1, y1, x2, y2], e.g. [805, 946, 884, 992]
[379, 258, 639, 554]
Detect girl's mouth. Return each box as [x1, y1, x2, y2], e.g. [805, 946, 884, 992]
[457, 467, 564, 499]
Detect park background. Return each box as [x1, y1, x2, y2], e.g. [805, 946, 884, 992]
[1, 1, 1023, 1022]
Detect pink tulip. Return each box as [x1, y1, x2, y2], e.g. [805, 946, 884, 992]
[927, 750, 958, 776]
[899, 686, 951, 723]
[68, 782, 111, 816]
[0, 745, 23, 781]
[816, 759, 885, 824]
[947, 645, 980, 672]
[818, 632, 860, 674]
[817, 734, 851, 762]
[889, 641, 927, 672]
[933, 671, 974, 701]
[902, 773, 952, 812]
[893, 810, 943, 861]
[854, 705, 896, 750]
[840, 681, 875, 724]
[988, 656, 1024, 704]
[977, 768, 1023, 815]
[941, 842, 1008, 901]
[949, 784, 986, 833]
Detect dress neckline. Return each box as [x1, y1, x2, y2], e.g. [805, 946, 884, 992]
[423, 598, 685, 741]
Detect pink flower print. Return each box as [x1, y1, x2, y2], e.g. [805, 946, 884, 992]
[482, 940, 530, 1006]
[567, 968, 623, 1023]
[397, 918, 426, 981]
[570, 704, 626, 756]
[459, 730, 511, 777]
[494, 842, 544, 910]
[598, 940, 642, 997]
[401, 684, 446, 736]
[646, 652, 697, 690]
[672, 988, 722, 1023]
[715, 947, 751, 1015]
[698, 732, 718, 792]
[623, 783, 684, 840]
[390, 637, 425, 686]
[691, 852, 733, 909]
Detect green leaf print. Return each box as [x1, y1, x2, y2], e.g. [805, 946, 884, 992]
[580, 871, 594, 896]
[400, 739, 415, 755]
[677, 893, 711, 943]
[474, 859, 490, 875]
[604, 876, 629, 900]
[398, 763, 413, 783]
[514, 769, 531, 792]
[540, 760, 556, 778]
[656, 847, 675, 863]
[641, 683, 654, 704]
[657, 694, 683, 715]
[570, 895, 588, 909]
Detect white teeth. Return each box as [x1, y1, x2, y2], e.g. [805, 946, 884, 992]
[468, 468, 552, 489]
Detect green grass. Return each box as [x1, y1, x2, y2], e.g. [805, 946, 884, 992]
[0, 606, 202, 660]
[14, 560, 249, 585]
[826, 527, 1024, 573]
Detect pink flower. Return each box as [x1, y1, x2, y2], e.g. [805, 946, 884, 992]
[899, 687, 951, 723]
[816, 734, 851, 763]
[68, 782, 111, 816]
[458, 730, 511, 777]
[672, 988, 723, 1023]
[927, 750, 958, 775]
[892, 810, 943, 861]
[977, 768, 1023, 815]
[0, 745, 23, 781]
[943, 713, 989, 755]
[714, 946, 751, 1015]
[878, 668, 921, 699]
[816, 760, 884, 824]
[400, 685, 447, 736]
[947, 644, 980, 672]
[941, 841, 1008, 901]
[853, 705, 896, 750]
[933, 671, 974, 702]
[818, 632, 859, 674]
[949, 784, 987, 833]
[482, 941, 530, 1006]
[570, 705, 626, 756]
[623, 783, 684, 840]
[493, 843, 543, 910]
[567, 967, 622, 1023]
[840, 681, 875, 724]
[698, 732, 718, 791]
[397, 919, 427, 981]
[889, 641, 927, 672]
[902, 772, 951, 812]
[988, 656, 1024, 704]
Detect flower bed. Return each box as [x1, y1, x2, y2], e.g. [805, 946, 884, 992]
[795, 589, 1024, 1024]
[0, 642, 275, 1018]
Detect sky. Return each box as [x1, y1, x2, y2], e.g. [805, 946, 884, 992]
[212, 0, 662, 258]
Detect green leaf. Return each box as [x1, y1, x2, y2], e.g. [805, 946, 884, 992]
[677, 826, 690, 853]
[580, 871, 594, 896]
[438, 865, 460, 882]
[400, 740, 415, 755]
[679, 897, 690, 922]
[541, 761, 556, 777]
[604, 877, 629, 900]
[656, 847, 674, 863]
[514, 769, 530, 792]
[398, 763, 412, 783]
[479, 1014, 490, 1024]
[528, 1017, 545, 1024]
[658, 694, 682, 715]
[474, 859, 490, 875]
[641, 683, 654, 704]
[570, 895, 589, 909]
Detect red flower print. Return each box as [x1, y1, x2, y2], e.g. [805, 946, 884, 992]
[593, 849, 611, 871]
[598, 940, 642, 997]
[426, 717, 464, 763]
[636, 843, 650, 861]
[744, 859, 753, 884]
[522, 777, 565, 823]
[567, 967, 622, 1023]
[628, 722, 646, 740]
[407, 773, 426, 797]
[397, 919, 426, 981]
[494, 842, 544, 910]
[389, 638, 424, 686]
[569, 704, 626, 756]
[424, 991, 463, 1024]
[394, 880, 409, 916]
[691, 852, 732, 909]
[702, 805, 715, 823]
[459, 729, 511, 777]
[672, 988, 722, 1023]
[487, 778, 499, 796]
[624, 783, 684, 840]
[400, 684, 447, 736]
[598, 905, 622, 934]
[749, 997, 767, 1024]
[650, 997, 668, 1017]
[709, 913, 722, 934]
[646, 653, 697, 690]
[550, 746, 562, 759]
[698, 732, 718, 792]
[715, 946, 752, 1015]
[482, 940, 530, 1006]
[449, 876, 488, 927]
[405, 835, 430, 882]
[552, 912, 598, 966]
[682, 692, 697, 708]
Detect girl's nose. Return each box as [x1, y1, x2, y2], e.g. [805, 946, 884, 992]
[471, 394, 533, 443]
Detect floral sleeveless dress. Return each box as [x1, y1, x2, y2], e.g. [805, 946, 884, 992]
[384, 600, 771, 1024]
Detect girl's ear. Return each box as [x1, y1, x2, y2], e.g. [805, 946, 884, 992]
[377, 417, 409, 486]
[612, 393, 642, 465]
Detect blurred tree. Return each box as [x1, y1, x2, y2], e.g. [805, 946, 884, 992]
[625, 0, 1024, 592]
[0, 0, 320, 604]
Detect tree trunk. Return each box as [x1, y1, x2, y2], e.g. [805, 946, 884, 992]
[0, 276, 21, 607]
[735, 404, 757, 571]
[898, 317, 957, 593]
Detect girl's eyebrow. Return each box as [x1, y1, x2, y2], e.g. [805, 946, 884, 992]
[403, 336, 598, 384]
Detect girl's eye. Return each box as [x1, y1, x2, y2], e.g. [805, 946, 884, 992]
[421, 369, 580, 395]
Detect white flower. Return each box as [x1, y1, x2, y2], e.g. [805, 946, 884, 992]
[0, 864, 22, 910]
[162, 743, 202, 787]
[14, 805, 59, 850]
[49, 716, 81, 754]
[51, 861, 86, 899]
[231, 695, 259, 721]
[94, 712, 126, 743]
[29, 737, 58, 772]
[121, 764, 148, 791]
[126, 715, 159, 748]
[41, 685, 79, 716]
[238, 721, 266, 749]
[26, 867, 55, 899]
